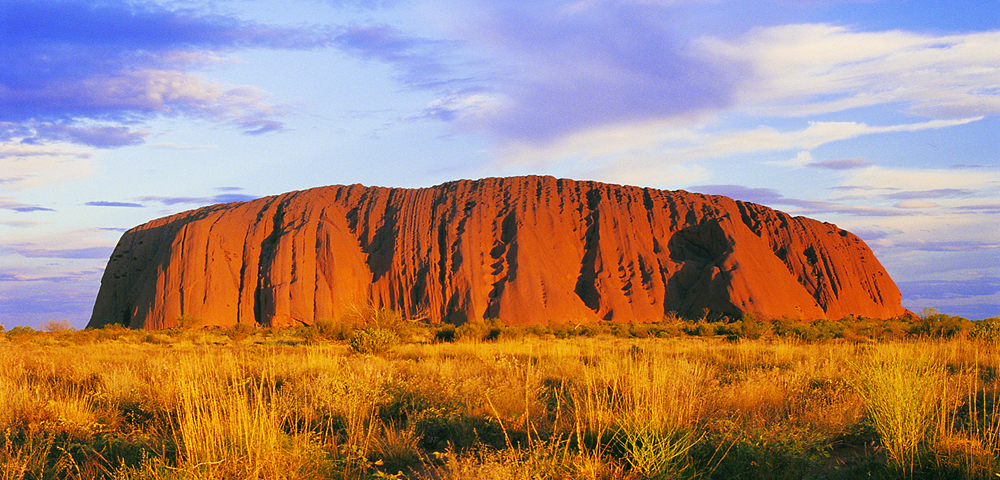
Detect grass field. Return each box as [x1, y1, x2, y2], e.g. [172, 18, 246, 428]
[0, 314, 998, 479]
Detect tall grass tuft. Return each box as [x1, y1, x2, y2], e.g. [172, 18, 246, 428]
[853, 346, 945, 475]
[573, 346, 710, 478]
[1, 430, 53, 480]
[930, 343, 1000, 478]
[174, 351, 307, 479]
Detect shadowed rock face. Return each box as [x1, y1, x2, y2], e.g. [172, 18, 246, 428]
[88, 176, 909, 329]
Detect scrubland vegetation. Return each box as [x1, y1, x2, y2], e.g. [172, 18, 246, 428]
[1, 311, 998, 479]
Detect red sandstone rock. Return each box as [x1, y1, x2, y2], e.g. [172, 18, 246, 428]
[88, 176, 910, 329]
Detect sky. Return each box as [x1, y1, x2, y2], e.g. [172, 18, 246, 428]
[1, 0, 998, 328]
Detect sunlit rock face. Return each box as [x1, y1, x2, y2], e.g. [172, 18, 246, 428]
[88, 176, 909, 329]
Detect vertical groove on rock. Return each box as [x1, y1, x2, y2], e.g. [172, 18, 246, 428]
[575, 188, 603, 314]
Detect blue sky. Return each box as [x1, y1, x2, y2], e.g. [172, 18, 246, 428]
[1, 0, 997, 328]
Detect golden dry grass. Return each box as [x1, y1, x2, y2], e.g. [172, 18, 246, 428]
[0, 327, 996, 479]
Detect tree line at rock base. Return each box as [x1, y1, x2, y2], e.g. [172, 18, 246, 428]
[8, 307, 998, 351]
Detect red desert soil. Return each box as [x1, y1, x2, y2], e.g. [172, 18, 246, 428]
[89, 176, 909, 329]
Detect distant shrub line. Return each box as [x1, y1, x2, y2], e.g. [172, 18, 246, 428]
[9, 309, 999, 347]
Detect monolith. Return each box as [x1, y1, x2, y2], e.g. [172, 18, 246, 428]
[88, 176, 909, 329]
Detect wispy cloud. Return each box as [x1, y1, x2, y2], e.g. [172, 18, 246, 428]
[324, 0, 402, 10]
[0, 219, 43, 228]
[455, 1, 740, 143]
[333, 25, 460, 89]
[85, 201, 144, 208]
[685, 184, 906, 217]
[840, 166, 1000, 194]
[136, 193, 259, 206]
[0, 141, 94, 190]
[686, 184, 785, 205]
[6, 246, 113, 260]
[893, 241, 1000, 253]
[701, 24, 1000, 119]
[148, 143, 219, 150]
[897, 277, 1000, 319]
[885, 189, 976, 200]
[342, 3, 998, 162]
[495, 115, 980, 178]
[848, 226, 903, 242]
[0, 0, 337, 146]
[897, 277, 1000, 300]
[807, 157, 869, 170]
[0, 267, 106, 327]
[0, 196, 55, 213]
[893, 200, 937, 209]
[956, 204, 1000, 214]
[333, 1, 740, 144]
[1, 122, 148, 148]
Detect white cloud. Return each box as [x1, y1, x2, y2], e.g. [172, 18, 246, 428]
[0, 142, 95, 190]
[700, 24, 1000, 118]
[485, 21, 997, 181]
[590, 161, 710, 187]
[497, 117, 704, 167]
[496, 115, 982, 177]
[894, 200, 937, 209]
[94, 70, 287, 133]
[682, 118, 980, 160]
[769, 150, 813, 167]
[0, 219, 43, 228]
[147, 143, 220, 150]
[841, 165, 1000, 193]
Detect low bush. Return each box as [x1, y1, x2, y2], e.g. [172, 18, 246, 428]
[910, 309, 972, 339]
[175, 313, 203, 328]
[349, 327, 400, 354]
[304, 317, 354, 342]
[5, 325, 36, 342]
[970, 317, 1000, 343]
[41, 320, 74, 333]
[455, 318, 503, 342]
[222, 322, 257, 341]
[433, 324, 457, 342]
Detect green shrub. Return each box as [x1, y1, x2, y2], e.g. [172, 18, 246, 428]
[910, 310, 971, 339]
[771, 317, 812, 340]
[433, 325, 457, 343]
[5, 325, 36, 342]
[176, 314, 203, 328]
[349, 327, 400, 354]
[733, 317, 771, 340]
[304, 317, 354, 342]
[223, 323, 256, 341]
[970, 317, 1000, 343]
[683, 322, 719, 337]
[371, 309, 404, 328]
[455, 318, 503, 342]
[96, 323, 129, 341]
